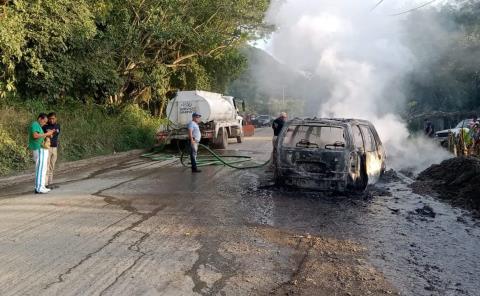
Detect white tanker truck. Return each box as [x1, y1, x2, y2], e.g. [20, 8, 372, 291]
[157, 90, 245, 149]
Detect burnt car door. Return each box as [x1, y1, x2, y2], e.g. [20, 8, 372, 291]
[359, 125, 383, 183]
[350, 125, 365, 185]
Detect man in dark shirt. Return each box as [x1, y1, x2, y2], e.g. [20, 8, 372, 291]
[42, 112, 61, 188]
[271, 112, 287, 164]
[424, 119, 435, 138]
[272, 112, 287, 138]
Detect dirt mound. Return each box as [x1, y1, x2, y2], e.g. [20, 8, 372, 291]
[380, 169, 401, 183]
[413, 157, 480, 214]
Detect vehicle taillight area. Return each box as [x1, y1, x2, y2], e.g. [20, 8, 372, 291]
[201, 130, 214, 139]
[156, 131, 169, 141]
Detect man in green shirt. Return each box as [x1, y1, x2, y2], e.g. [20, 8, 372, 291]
[28, 113, 54, 194]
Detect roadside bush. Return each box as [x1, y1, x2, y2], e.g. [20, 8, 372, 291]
[0, 126, 30, 175]
[0, 101, 165, 176]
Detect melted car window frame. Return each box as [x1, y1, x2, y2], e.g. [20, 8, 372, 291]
[282, 125, 346, 149]
[359, 125, 377, 152]
[352, 125, 364, 150]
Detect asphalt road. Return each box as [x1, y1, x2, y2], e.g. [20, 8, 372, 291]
[0, 128, 478, 296]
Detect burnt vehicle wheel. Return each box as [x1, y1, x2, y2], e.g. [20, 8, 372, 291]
[347, 157, 368, 193]
[356, 157, 369, 192]
[274, 170, 285, 186]
[380, 161, 386, 177]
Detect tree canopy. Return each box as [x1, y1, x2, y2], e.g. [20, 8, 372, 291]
[405, 1, 480, 116]
[0, 0, 270, 114]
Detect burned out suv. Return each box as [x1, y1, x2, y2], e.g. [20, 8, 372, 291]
[273, 118, 386, 192]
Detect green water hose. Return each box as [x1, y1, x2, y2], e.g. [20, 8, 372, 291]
[142, 142, 270, 169]
[180, 143, 270, 170]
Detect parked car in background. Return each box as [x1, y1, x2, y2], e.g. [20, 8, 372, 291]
[273, 118, 386, 192]
[435, 119, 474, 147]
[253, 115, 273, 127]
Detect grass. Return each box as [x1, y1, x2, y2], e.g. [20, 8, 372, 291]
[0, 100, 165, 176]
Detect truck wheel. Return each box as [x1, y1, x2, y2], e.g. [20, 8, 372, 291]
[216, 128, 228, 149]
[236, 133, 243, 143]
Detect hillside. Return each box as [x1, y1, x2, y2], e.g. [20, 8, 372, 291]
[228, 46, 322, 116]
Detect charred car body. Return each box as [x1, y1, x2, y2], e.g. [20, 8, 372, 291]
[273, 118, 386, 192]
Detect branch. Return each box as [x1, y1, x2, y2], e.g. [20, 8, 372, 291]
[172, 53, 198, 65]
[206, 45, 228, 56]
[194, 8, 221, 31]
[165, 63, 188, 68]
[390, 0, 437, 16]
[371, 0, 385, 12]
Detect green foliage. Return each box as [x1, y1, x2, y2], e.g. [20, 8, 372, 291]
[405, 1, 480, 115]
[0, 125, 30, 175]
[0, 0, 271, 174]
[0, 0, 270, 110]
[0, 101, 164, 175]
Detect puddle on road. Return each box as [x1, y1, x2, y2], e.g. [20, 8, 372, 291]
[234, 169, 480, 296]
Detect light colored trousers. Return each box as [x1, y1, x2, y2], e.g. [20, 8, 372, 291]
[46, 147, 58, 185]
[33, 149, 49, 192]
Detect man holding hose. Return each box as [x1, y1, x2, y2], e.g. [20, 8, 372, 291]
[188, 112, 202, 173]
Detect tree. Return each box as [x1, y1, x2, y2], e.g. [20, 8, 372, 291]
[404, 1, 480, 115]
[0, 0, 271, 114]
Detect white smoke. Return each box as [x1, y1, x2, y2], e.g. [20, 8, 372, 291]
[264, 0, 451, 173]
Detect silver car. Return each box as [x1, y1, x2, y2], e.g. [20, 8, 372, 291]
[435, 119, 473, 146]
[273, 118, 386, 192]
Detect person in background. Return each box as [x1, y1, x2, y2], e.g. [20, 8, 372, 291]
[424, 119, 435, 138]
[469, 115, 478, 128]
[188, 112, 202, 173]
[272, 112, 288, 146]
[28, 113, 54, 194]
[43, 112, 61, 188]
[271, 112, 287, 166]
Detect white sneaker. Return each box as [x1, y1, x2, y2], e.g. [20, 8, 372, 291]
[35, 188, 51, 194]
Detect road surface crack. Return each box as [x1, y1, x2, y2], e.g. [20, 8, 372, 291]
[43, 201, 164, 290]
[98, 230, 151, 296]
[269, 237, 315, 295]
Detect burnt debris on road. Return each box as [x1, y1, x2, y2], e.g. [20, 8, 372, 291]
[413, 156, 480, 216]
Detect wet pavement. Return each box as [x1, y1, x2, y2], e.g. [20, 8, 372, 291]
[246, 170, 480, 296]
[0, 128, 478, 295]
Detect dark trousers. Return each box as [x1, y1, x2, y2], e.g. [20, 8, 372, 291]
[190, 142, 198, 171]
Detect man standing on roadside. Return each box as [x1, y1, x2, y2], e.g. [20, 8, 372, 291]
[28, 113, 54, 194]
[271, 112, 287, 167]
[188, 112, 202, 173]
[43, 112, 60, 188]
[272, 112, 288, 146]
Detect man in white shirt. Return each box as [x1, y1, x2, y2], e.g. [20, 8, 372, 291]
[188, 112, 202, 173]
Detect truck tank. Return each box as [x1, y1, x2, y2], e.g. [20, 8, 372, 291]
[166, 91, 237, 125]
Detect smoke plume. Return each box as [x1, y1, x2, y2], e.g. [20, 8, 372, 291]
[263, 0, 451, 173]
